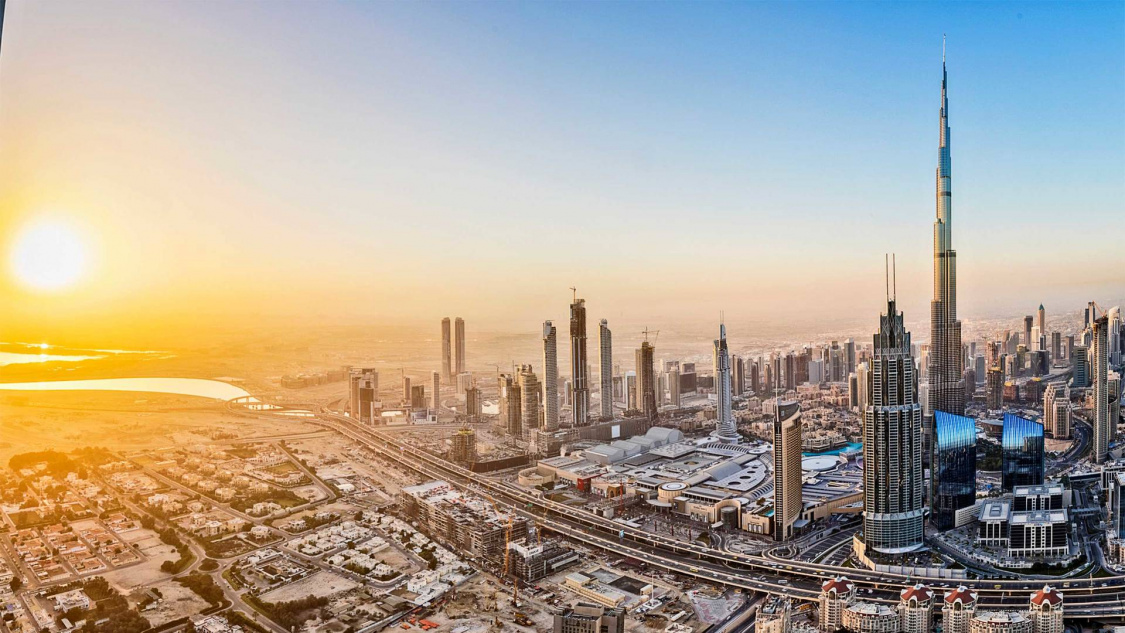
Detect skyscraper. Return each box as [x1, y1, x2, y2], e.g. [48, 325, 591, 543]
[441, 318, 452, 382]
[1043, 383, 1070, 439]
[864, 286, 925, 552]
[542, 321, 559, 431]
[498, 373, 522, 437]
[1037, 304, 1046, 339]
[636, 341, 657, 423]
[927, 47, 966, 456]
[599, 319, 613, 420]
[931, 412, 976, 531]
[773, 401, 802, 541]
[1002, 413, 1045, 491]
[518, 365, 540, 436]
[1093, 315, 1110, 463]
[454, 317, 466, 375]
[570, 296, 589, 426]
[1024, 315, 1035, 349]
[431, 371, 440, 413]
[712, 323, 738, 442]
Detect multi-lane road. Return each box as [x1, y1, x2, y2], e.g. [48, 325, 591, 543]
[308, 411, 1125, 621]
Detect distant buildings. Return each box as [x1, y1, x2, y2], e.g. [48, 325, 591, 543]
[518, 365, 541, 435]
[498, 374, 521, 436]
[454, 317, 466, 376]
[348, 367, 379, 424]
[1042, 384, 1070, 439]
[543, 321, 559, 431]
[863, 291, 924, 552]
[441, 317, 452, 381]
[1093, 316, 1110, 463]
[773, 401, 802, 541]
[570, 296, 590, 426]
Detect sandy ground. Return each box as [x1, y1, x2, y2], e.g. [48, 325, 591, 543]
[102, 529, 179, 592]
[260, 570, 358, 602]
[140, 581, 211, 626]
[0, 390, 318, 465]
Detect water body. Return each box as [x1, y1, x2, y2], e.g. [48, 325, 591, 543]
[0, 351, 103, 366]
[802, 441, 862, 457]
[0, 378, 250, 401]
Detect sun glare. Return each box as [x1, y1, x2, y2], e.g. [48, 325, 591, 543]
[9, 218, 89, 291]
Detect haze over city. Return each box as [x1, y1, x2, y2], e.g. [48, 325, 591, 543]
[0, 2, 1124, 633]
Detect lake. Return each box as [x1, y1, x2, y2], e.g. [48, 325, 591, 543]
[0, 377, 251, 401]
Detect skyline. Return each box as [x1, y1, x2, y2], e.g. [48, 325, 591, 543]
[0, 1, 1123, 345]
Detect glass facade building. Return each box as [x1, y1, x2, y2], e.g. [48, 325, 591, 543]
[1002, 413, 1044, 491]
[931, 411, 977, 530]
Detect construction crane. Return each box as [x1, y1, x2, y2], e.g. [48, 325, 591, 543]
[502, 514, 519, 606]
[570, 286, 577, 303]
[642, 327, 660, 344]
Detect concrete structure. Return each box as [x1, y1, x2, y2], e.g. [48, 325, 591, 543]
[898, 584, 934, 633]
[773, 401, 803, 541]
[449, 427, 476, 464]
[399, 480, 529, 563]
[553, 602, 625, 633]
[544, 321, 559, 431]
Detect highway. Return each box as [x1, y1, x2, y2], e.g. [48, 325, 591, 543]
[308, 411, 1125, 620]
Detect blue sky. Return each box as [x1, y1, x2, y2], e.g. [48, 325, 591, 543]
[0, 0, 1121, 338]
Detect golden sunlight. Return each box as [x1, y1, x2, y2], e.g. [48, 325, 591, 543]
[9, 217, 89, 292]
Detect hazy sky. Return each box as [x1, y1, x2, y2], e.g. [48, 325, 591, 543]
[0, 1, 1122, 345]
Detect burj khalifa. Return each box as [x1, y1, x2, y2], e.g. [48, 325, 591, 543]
[927, 42, 966, 454]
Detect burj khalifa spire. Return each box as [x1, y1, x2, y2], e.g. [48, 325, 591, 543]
[927, 38, 966, 458]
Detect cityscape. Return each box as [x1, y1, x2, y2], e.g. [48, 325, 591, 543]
[0, 3, 1123, 633]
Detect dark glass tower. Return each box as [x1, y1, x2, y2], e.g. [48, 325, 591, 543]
[1002, 413, 1044, 490]
[862, 291, 925, 554]
[931, 411, 977, 529]
[570, 297, 589, 426]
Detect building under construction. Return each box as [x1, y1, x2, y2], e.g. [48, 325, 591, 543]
[398, 480, 529, 564]
[449, 427, 477, 464]
[506, 539, 579, 583]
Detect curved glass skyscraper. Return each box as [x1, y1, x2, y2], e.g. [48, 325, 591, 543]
[931, 411, 977, 530]
[1002, 413, 1044, 491]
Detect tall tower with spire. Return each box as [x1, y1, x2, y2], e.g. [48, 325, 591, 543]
[927, 39, 966, 461]
[712, 321, 738, 442]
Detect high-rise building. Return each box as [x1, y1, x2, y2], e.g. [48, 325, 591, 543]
[465, 386, 482, 422]
[856, 362, 870, 414]
[845, 338, 857, 375]
[1037, 305, 1046, 341]
[1002, 413, 1045, 490]
[599, 320, 612, 420]
[1024, 315, 1035, 349]
[635, 341, 657, 423]
[899, 585, 935, 633]
[498, 374, 522, 437]
[712, 324, 738, 442]
[449, 427, 477, 464]
[349, 367, 379, 424]
[1110, 306, 1123, 366]
[410, 384, 426, 409]
[542, 321, 559, 431]
[931, 411, 977, 530]
[1110, 371, 1121, 444]
[987, 367, 1004, 410]
[1051, 332, 1061, 363]
[441, 318, 452, 382]
[942, 587, 978, 633]
[864, 292, 924, 551]
[1028, 587, 1064, 633]
[1043, 384, 1070, 439]
[454, 317, 466, 375]
[927, 50, 966, 458]
[772, 401, 802, 540]
[668, 369, 681, 408]
[848, 372, 859, 409]
[518, 365, 541, 435]
[1093, 316, 1110, 463]
[818, 577, 856, 632]
[1072, 345, 1089, 388]
[733, 355, 745, 396]
[402, 375, 412, 403]
[570, 297, 589, 426]
[431, 371, 440, 412]
[552, 603, 625, 633]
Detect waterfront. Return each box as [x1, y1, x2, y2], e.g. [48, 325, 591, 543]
[0, 377, 250, 401]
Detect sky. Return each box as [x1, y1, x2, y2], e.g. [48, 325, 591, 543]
[0, 1, 1122, 346]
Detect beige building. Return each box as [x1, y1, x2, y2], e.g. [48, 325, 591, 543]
[842, 602, 899, 633]
[942, 586, 979, 633]
[1028, 586, 1063, 633]
[969, 611, 1032, 633]
[898, 584, 934, 633]
[818, 576, 855, 632]
[773, 401, 803, 541]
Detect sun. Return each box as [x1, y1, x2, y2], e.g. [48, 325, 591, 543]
[9, 218, 90, 291]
